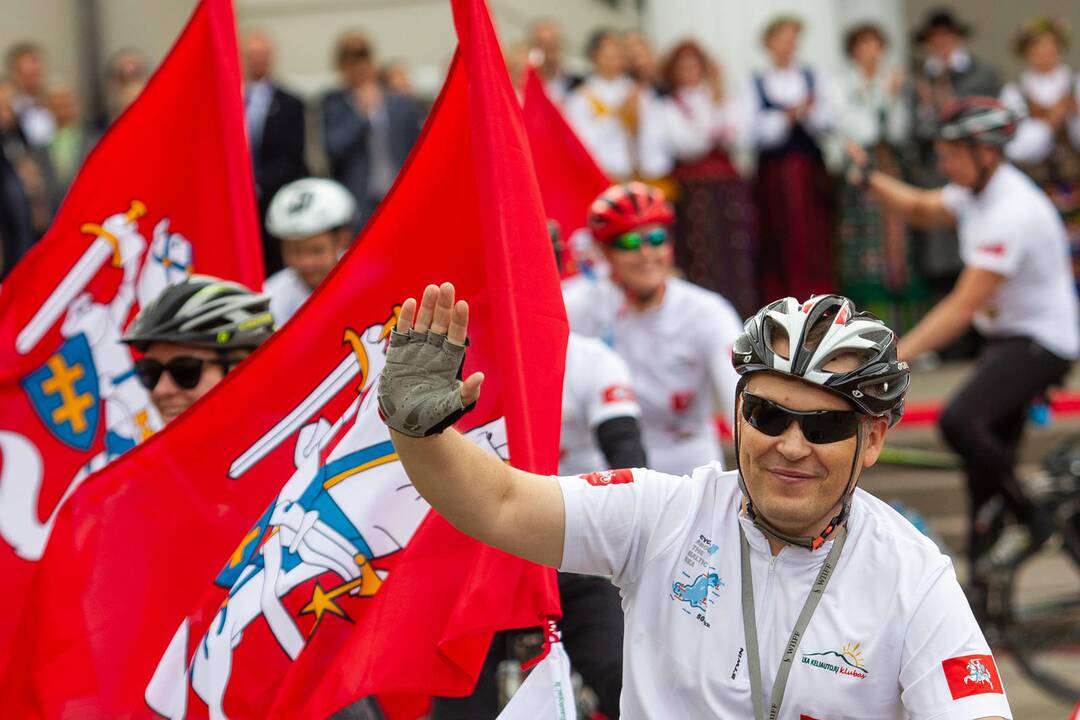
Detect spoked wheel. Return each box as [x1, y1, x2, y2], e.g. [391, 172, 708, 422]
[989, 537, 1080, 704]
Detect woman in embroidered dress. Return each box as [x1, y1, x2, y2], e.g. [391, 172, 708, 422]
[1001, 17, 1080, 290]
[659, 40, 758, 316]
[836, 23, 929, 333]
[744, 15, 835, 301]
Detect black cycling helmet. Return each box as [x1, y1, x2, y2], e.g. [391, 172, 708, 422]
[732, 294, 910, 550]
[733, 294, 909, 426]
[122, 275, 274, 352]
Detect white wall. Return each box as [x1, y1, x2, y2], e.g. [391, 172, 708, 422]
[0, 0, 78, 84]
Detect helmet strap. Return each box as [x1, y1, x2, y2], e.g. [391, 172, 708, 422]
[966, 141, 998, 195]
[734, 394, 864, 551]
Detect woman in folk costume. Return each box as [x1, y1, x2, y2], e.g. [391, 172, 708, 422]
[836, 23, 930, 333]
[659, 40, 759, 316]
[564, 30, 670, 184]
[745, 15, 835, 301]
[1001, 17, 1080, 289]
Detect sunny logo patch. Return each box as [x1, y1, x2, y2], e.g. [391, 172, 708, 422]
[801, 642, 869, 680]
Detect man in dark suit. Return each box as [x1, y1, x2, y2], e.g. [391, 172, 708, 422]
[242, 30, 309, 276]
[322, 31, 421, 235]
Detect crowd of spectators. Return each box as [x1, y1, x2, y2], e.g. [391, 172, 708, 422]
[2, 7, 1079, 340]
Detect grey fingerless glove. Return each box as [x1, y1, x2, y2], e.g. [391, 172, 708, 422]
[377, 328, 475, 437]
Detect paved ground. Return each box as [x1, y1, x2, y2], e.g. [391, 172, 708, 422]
[861, 361, 1080, 718]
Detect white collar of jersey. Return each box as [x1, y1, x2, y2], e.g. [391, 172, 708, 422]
[971, 162, 1014, 200]
[737, 506, 842, 568]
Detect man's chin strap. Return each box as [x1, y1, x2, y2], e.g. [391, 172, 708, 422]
[967, 142, 996, 195]
[733, 406, 864, 551]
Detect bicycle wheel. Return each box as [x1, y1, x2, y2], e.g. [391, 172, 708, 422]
[993, 516, 1080, 704]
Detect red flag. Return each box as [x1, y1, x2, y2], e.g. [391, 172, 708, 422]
[521, 65, 609, 274]
[0, 0, 261, 684]
[1, 0, 564, 716]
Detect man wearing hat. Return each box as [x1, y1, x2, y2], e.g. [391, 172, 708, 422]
[911, 8, 1002, 321]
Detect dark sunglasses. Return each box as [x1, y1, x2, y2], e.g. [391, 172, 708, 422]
[134, 356, 228, 391]
[741, 392, 862, 445]
[611, 227, 668, 251]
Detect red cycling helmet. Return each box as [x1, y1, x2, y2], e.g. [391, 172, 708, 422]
[587, 182, 674, 244]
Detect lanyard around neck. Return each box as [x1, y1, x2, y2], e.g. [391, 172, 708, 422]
[739, 523, 847, 720]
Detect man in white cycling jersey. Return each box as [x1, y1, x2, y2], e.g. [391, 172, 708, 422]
[848, 96, 1079, 574]
[378, 282, 1011, 720]
[563, 181, 743, 476]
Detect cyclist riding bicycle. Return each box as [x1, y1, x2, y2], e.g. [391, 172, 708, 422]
[378, 284, 1012, 719]
[122, 275, 274, 425]
[848, 96, 1080, 572]
[563, 181, 743, 476]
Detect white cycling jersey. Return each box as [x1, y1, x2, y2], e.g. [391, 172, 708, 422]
[264, 268, 312, 326]
[562, 275, 743, 476]
[942, 162, 1080, 360]
[558, 464, 1013, 720]
[560, 333, 641, 476]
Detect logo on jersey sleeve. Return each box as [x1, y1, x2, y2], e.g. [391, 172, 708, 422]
[942, 654, 1003, 700]
[601, 384, 635, 404]
[580, 468, 634, 486]
[976, 242, 1007, 257]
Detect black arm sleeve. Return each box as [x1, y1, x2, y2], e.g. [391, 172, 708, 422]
[595, 415, 647, 470]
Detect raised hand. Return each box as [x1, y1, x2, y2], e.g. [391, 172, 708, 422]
[378, 282, 484, 437]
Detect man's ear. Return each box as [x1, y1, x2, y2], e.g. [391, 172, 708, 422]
[860, 416, 889, 468]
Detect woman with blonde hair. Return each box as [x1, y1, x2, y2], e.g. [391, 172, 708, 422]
[744, 15, 835, 301]
[1001, 17, 1080, 288]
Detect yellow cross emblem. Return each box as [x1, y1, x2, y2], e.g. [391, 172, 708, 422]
[40, 355, 94, 433]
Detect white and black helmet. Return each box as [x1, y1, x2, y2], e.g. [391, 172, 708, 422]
[733, 295, 909, 425]
[266, 177, 357, 240]
[122, 275, 274, 352]
[732, 295, 910, 550]
[937, 96, 1019, 148]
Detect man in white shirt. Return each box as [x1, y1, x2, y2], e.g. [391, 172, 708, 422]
[264, 177, 357, 324]
[5, 42, 55, 148]
[564, 182, 742, 476]
[848, 96, 1079, 574]
[376, 281, 1010, 720]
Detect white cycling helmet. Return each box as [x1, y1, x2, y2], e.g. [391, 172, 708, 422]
[266, 177, 357, 240]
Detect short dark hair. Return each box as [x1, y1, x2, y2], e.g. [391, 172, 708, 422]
[586, 28, 617, 61]
[5, 42, 42, 71]
[844, 23, 887, 58]
[335, 31, 373, 69]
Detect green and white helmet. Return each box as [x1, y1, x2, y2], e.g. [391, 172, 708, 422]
[122, 275, 274, 352]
